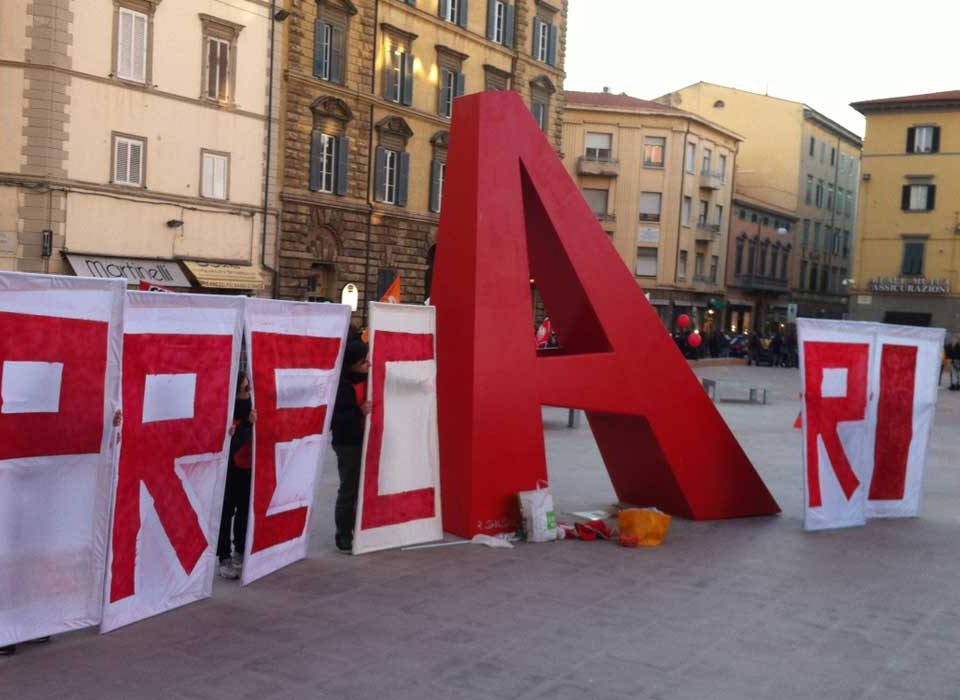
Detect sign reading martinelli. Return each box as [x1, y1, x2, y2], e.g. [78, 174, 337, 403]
[65, 254, 192, 288]
[869, 277, 951, 294]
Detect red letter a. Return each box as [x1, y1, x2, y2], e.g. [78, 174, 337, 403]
[432, 92, 779, 537]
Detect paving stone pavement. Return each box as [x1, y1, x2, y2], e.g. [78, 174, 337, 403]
[4, 364, 960, 699]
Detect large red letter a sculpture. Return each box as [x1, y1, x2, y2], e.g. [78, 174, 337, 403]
[432, 92, 779, 537]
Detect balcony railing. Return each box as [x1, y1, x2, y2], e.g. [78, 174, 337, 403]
[577, 156, 620, 177]
[699, 170, 725, 190]
[592, 211, 616, 222]
[694, 222, 721, 241]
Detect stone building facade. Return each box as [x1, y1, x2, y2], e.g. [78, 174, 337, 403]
[276, 0, 568, 317]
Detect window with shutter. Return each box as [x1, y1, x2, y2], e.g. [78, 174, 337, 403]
[315, 22, 332, 79]
[382, 149, 398, 204]
[205, 37, 231, 101]
[430, 159, 446, 213]
[309, 133, 336, 194]
[439, 70, 456, 117]
[488, 0, 506, 43]
[637, 192, 660, 222]
[643, 136, 666, 167]
[117, 7, 148, 82]
[635, 248, 657, 277]
[912, 126, 938, 153]
[535, 20, 549, 62]
[585, 132, 612, 161]
[905, 184, 934, 211]
[902, 241, 925, 276]
[315, 2, 349, 85]
[201, 151, 229, 200]
[199, 15, 243, 104]
[113, 135, 145, 187]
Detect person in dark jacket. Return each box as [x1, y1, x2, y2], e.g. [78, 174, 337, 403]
[331, 339, 371, 552]
[216, 374, 256, 579]
[949, 340, 960, 391]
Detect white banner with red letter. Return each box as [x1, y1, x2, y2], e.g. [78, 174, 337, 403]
[0, 272, 124, 646]
[353, 303, 442, 554]
[101, 292, 243, 632]
[241, 299, 350, 585]
[799, 319, 945, 531]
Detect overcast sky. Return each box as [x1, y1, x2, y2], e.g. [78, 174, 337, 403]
[565, 0, 960, 137]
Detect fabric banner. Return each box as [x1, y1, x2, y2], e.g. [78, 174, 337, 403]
[241, 299, 350, 585]
[798, 319, 945, 531]
[0, 272, 124, 646]
[101, 292, 243, 632]
[353, 302, 442, 554]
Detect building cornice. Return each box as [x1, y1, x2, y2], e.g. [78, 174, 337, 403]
[803, 108, 862, 148]
[0, 60, 268, 121]
[0, 173, 267, 215]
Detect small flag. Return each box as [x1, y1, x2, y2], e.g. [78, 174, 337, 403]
[380, 276, 401, 304]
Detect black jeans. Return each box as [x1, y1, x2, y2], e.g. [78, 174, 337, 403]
[216, 465, 251, 560]
[333, 444, 362, 537]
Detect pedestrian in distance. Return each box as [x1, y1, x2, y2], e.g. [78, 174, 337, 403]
[949, 339, 960, 391]
[331, 339, 372, 553]
[216, 374, 256, 580]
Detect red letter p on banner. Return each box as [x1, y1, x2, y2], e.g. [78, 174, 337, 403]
[432, 92, 779, 537]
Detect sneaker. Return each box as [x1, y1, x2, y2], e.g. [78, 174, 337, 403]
[218, 558, 240, 580]
[334, 533, 353, 553]
[231, 551, 243, 571]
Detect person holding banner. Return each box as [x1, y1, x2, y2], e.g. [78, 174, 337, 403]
[331, 340, 371, 553]
[216, 374, 256, 579]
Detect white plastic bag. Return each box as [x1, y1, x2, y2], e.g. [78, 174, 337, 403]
[517, 481, 559, 542]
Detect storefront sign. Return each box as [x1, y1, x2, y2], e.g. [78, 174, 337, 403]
[869, 277, 950, 294]
[182, 260, 264, 290]
[66, 254, 191, 288]
[856, 295, 873, 305]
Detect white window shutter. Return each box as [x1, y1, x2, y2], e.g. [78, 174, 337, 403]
[214, 155, 227, 199]
[115, 140, 130, 183]
[202, 153, 215, 197]
[132, 12, 147, 82]
[118, 9, 133, 79]
[128, 141, 142, 185]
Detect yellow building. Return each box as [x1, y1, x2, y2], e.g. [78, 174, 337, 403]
[658, 82, 862, 320]
[277, 0, 567, 309]
[563, 90, 740, 330]
[850, 91, 960, 333]
[0, 0, 276, 292]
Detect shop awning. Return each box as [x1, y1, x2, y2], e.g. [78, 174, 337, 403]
[182, 261, 264, 290]
[65, 253, 192, 288]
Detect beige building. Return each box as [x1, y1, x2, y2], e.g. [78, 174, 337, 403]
[563, 90, 740, 330]
[849, 90, 960, 332]
[0, 0, 277, 292]
[658, 82, 862, 320]
[276, 0, 567, 313]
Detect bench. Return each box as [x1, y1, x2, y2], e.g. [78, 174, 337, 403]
[701, 378, 769, 405]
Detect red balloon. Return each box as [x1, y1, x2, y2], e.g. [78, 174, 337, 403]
[677, 314, 691, 330]
[687, 332, 703, 349]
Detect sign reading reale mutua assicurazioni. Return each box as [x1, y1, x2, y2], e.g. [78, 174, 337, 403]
[869, 277, 951, 294]
[65, 254, 192, 288]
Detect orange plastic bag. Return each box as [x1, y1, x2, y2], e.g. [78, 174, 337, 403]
[618, 508, 672, 547]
